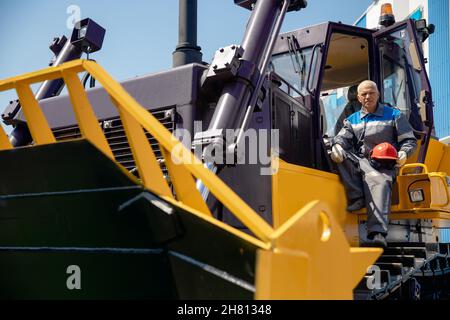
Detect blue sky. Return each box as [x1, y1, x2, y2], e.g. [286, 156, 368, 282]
[0, 0, 372, 132]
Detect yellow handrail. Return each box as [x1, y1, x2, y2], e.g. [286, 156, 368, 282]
[0, 59, 274, 242]
[399, 163, 429, 175]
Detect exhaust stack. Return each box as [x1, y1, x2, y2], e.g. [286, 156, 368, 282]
[173, 0, 203, 67]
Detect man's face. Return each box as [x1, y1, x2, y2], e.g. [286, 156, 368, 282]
[357, 83, 379, 113]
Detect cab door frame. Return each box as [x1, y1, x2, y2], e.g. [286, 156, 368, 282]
[373, 19, 434, 163]
[313, 23, 375, 171]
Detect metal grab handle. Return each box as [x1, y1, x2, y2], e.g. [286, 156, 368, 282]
[399, 163, 429, 175]
[306, 44, 321, 96]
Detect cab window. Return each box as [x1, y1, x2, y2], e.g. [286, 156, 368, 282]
[270, 46, 314, 97]
[378, 26, 424, 131]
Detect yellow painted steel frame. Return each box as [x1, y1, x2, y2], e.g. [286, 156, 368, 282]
[0, 60, 381, 299]
[355, 163, 450, 223]
[423, 138, 450, 175]
[357, 163, 450, 220]
[406, 138, 450, 175]
[272, 159, 364, 248]
[255, 201, 381, 299]
[272, 159, 348, 227]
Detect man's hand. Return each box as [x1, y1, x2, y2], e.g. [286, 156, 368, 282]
[397, 150, 407, 167]
[331, 144, 345, 163]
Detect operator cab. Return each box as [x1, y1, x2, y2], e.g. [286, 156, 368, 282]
[270, 14, 433, 172]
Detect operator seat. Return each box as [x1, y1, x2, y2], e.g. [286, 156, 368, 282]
[334, 85, 361, 135]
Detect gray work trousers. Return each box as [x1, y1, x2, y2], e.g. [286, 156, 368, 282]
[337, 157, 396, 236]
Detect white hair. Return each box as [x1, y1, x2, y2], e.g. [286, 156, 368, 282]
[357, 80, 379, 94]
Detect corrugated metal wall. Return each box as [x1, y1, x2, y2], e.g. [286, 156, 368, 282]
[429, 0, 450, 242]
[441, 228, 450, 243]
[429, 0, 450, 138]
[356, 14, 367, 28]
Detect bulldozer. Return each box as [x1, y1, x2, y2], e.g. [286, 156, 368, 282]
[0, 0, 449, 300]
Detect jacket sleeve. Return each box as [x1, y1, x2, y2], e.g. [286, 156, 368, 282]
[395, 112, 417, 156]
[333, 118, 355, 151]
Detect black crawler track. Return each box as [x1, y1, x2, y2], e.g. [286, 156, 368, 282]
[354, 242, 450, 300]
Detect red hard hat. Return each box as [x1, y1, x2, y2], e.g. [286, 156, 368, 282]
[371, 142, 398, 160]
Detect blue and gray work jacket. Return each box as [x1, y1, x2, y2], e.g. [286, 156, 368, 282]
[333, 103, 417, 158]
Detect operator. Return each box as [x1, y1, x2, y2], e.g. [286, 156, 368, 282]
[330, 80, 417, 247]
